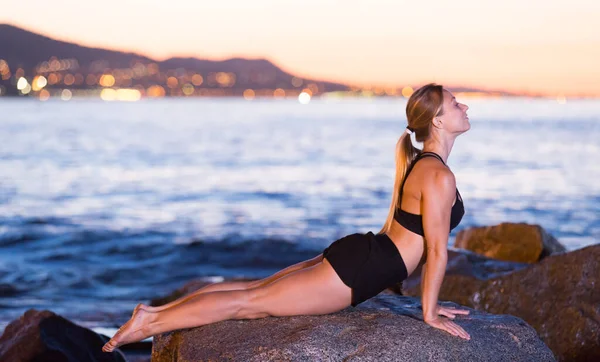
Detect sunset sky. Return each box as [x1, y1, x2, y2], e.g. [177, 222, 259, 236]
[2, 0, 600, 96]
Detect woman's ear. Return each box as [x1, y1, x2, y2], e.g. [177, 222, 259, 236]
[432, 116, 443, 129]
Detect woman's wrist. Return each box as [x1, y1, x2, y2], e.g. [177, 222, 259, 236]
[423, 313, 437, 322]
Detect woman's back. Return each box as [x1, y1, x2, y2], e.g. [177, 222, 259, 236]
[386, 153, 461, 275]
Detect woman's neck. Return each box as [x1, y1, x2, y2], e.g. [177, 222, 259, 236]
[422, 137, 455, 164]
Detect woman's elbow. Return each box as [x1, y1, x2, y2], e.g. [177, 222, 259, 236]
[425, 247, 448, 262]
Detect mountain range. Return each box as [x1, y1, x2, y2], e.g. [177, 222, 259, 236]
[0, 23, 513, 95]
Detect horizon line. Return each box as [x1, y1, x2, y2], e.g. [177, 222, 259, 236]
[2, 21, 598, 98]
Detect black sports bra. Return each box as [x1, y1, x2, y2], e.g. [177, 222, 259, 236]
[393, 152, 464, 236]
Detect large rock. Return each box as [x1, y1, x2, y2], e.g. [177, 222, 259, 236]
[454, 222, 566, 263]
[403, 248, 529, 293]
[151, 295, 554, 361]
[0, 309, 125, 362]
[404, 244, 600, 362]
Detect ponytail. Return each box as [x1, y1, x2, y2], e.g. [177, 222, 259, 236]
[378, 131, 420, 234]
[379, 83, 444, 234]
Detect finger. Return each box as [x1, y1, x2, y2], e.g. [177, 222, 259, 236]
[453, 309, 470, 315]
[443, 307, 470, 315]
[446, 321, 468, 339]
[453, 323, 470, 340]
[438, 310, 456, 319]
[443, 322, 460, 337]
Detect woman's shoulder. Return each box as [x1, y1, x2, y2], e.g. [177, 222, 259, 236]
[415, 159, 456, 194]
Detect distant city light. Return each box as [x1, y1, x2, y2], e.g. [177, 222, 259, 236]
[116, 88, 141, 101]
[216, 72, 235, 87]
[166, 76, 178, 89]
[273, 88, 285, 98]
[402, 86, 414, 98]
[38, 89, 50, 101]
[32, 75, 47, 91]
[291, 77, 303, 87]
[307, 83, 319, 94]
[63, 74, 75, 86]
[100, 88, 117, 101]
[182, 83, 195, 96]
[47, 73, 58, 85]
[86, 74, 97, 86]
[0, 59, 10, 80]
[101, 88, 141, 101]
[191, 74, 203, 86]
[61, 89, 72, 101]
[147, 85, 166, 98]
[99, 74, 115, 87]
[17, 77, 28, 90]
[298, 91, 311, 104]
[243, 89, 255, 100]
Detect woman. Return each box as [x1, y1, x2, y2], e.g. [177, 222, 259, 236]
[102, 83, 471, 353]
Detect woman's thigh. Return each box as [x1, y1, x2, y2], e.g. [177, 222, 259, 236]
[248, 253, 324, 288]
[243, 258, 351, 318]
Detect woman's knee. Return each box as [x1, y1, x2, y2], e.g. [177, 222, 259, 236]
[234, 288, 270, 319]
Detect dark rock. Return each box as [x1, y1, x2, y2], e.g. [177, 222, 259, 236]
[402, 248, 529, 292]
[151, 295, 555, 361]
[0, 309, 126, 362]
[404, 244, 600, 362]
[454, 222, 566, 263]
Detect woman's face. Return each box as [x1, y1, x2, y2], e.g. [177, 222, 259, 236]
[439, 90, 470, 134]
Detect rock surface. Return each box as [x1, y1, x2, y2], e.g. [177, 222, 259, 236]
[454, 222, 566, 263]
[0, 309, 125, 362]
[403, 248, 529, 292]
[404, 244, 600, 362]
[151, 295, 555, 362]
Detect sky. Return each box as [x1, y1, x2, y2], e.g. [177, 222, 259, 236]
[2, 0, 600, 96]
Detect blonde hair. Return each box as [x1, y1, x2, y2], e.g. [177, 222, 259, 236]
[379, 83, 445, 234]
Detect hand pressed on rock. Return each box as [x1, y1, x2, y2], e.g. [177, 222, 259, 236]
[425, 306, 471, 340]
[436, 305, 470, 320]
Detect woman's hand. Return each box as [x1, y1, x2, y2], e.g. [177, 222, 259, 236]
[425, 306, 471, 340]
[436, 305, 470, 320]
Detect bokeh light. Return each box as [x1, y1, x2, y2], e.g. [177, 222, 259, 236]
[191, 74, 203, 86]
[273, 88, 285, 98]
[99, 74, 115, 87]
[38, 89, 50, 101]
[298, 91, 311, 104]
[61, 89, 72, 101]
[243, 89, 255, 100]
[402, 86, 414, 98]
[147, 85, 166, 98]
[166, 76, 178, 89]
[182, 83, 195, 96]
[17, 77, 29, 91]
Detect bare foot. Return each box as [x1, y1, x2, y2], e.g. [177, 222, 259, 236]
[134, 303, 157, 313]
[102, 306, 152, 352]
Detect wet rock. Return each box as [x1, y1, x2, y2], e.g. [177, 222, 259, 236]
[404, 243, 600, 362]
[151, 295, 554, 362]
[0, 309, 125, 362]
[454, 222, 566, 263]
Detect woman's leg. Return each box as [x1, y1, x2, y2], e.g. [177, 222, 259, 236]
[142, 253, 324, 313]
[102, 258, 350, 352]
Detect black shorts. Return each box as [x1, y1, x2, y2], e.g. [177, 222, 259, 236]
[323, 231, 408, 307]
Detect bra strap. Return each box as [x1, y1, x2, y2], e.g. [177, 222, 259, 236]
[398, 152, 446, 202]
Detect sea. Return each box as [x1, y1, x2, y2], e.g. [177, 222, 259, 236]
[0, 96, 599, 333]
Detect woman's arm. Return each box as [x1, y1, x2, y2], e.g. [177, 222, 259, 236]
[421, 167, 470, 340]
